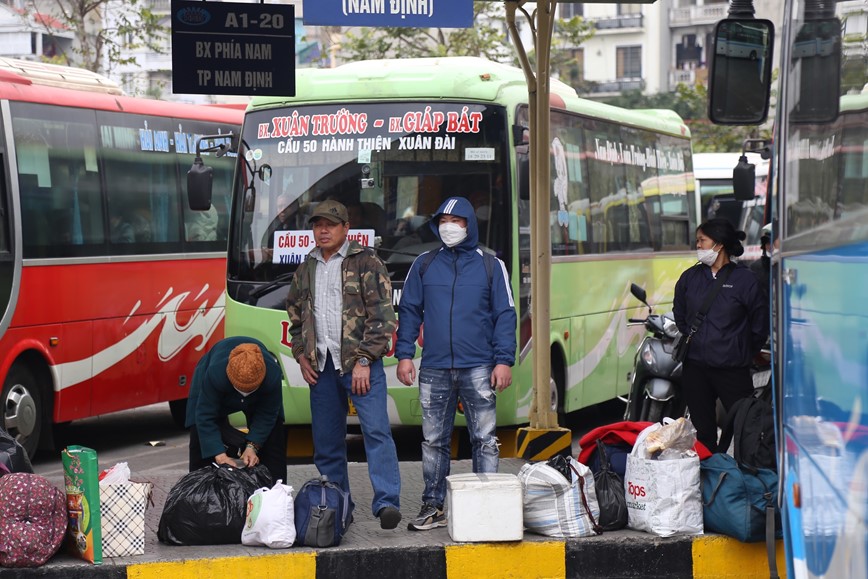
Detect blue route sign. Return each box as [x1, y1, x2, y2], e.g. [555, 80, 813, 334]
[302, 0, 473, 28]
[171, 0, 295, 96]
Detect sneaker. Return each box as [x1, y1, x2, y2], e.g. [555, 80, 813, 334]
[377, 506, 402, 530]
[407, 503, 446, 531]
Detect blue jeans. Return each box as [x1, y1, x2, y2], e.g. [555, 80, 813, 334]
[419, 366, 499, 507]
[309, 354, 401, 515]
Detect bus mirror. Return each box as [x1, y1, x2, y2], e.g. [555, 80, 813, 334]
[708, 18, 775, 125]
[187, 157, 213, 210]
[630, 283, 647, 306]
[512, 124, 528, 147]
[791, 18, 841, 124]
[243, 185, 256, 213]
[732, 155, 756, 201]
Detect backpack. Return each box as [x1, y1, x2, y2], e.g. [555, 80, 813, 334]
[294, 476, 353, 547]
[718, 396, 776, 472]
[700, 453, 781, 578]
[418, 248, 496, 287]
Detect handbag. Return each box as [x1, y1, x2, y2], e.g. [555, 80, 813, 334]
[293, 476, 353, 547]
[100, 482, 153, 557]
[672, 265, 734, 363]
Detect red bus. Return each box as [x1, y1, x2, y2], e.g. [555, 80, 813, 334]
[0, 58, 242, 456]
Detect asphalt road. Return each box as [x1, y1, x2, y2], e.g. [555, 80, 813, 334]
[30, 398, 625, 477]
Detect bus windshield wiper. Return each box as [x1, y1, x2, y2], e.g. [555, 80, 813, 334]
[248, 272, 294, 300]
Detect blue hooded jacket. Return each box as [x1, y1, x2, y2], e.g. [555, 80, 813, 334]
[395, 197, 517, 369]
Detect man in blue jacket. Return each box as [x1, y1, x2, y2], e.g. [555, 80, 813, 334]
[185, 337, 286, 483]
[396, 196, 517, 531]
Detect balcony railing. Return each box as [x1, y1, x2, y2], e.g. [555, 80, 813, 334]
[586, 79, 643, 94]
[149, 0, 171, 14]
[669, 5, 727, 27]
[592, 15, 643, 31]
[669, 67, 708, 91]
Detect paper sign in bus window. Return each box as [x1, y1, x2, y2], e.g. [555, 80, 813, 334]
[272, 229, 376, 264]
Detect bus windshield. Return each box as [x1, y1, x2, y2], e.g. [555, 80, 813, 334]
[228, 102, 510, 293]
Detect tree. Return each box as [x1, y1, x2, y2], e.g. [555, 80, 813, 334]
[337, 3, 594, 68]
[339, 3, 513, 62]
[30, 0, 166, 74]
[602, 83, 772, 153]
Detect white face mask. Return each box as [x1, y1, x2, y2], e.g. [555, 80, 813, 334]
[439, 222, 468, 247]
[697, 244, 720, 266]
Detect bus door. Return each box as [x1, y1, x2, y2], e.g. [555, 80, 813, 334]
[0, 129, 13, 334]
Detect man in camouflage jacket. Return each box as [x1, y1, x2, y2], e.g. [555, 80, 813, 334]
[285, 199, 402, 530]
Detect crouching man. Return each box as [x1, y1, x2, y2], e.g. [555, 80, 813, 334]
[185, 337, 287, 483]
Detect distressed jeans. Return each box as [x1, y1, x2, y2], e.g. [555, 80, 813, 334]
[419, 366, 499, 508]
[309, 354, 401, 515]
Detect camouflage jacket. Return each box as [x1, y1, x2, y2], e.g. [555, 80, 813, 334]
[285, 240, 397, 374]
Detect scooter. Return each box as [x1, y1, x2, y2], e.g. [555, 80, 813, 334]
[622, 283, 684, 423]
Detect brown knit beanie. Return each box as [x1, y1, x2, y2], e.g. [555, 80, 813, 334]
[226, 343, 266, 393]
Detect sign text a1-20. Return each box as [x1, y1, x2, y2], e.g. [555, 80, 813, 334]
[171, 0, 295, 96]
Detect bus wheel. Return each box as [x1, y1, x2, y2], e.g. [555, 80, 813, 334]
[169, 399, 188, 429]
[2, 364, 43, 458]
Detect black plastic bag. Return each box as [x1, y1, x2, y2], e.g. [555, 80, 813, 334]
[546, 454, 572, 482]
[158, 464, 272, 545]
[593, 440, 628, 531]
[0, 427, 33, 476]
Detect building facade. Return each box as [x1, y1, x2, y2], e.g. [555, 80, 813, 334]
[0, 0, 788, 101]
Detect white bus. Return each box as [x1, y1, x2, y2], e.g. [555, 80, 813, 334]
[693, 152, 770, 261]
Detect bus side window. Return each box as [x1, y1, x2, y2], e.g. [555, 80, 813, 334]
[76, 171, 104, 245]
[19, 175, 49, 251]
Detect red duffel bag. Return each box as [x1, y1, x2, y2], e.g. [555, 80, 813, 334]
[0, 473, 66, 567]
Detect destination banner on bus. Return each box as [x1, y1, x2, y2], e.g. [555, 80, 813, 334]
[302, 0, 473, 28]
[171, 0, 295, 96]
[272, 229, 375, 264]
[253, 104, 486, 159]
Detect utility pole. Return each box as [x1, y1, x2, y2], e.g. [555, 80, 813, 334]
[505, 0, 558, 431]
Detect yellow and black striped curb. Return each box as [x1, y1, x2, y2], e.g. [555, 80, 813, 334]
[15, 536, 787, 579]
[515, 426, 572, 460]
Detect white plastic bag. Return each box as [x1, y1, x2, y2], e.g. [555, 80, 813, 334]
[99, 462, 131, 485]
[241, 481, 296, 548]
[625, 423, 703, 537]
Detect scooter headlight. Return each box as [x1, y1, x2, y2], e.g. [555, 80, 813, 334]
[642, 342, 656, 366]
[663, 316, 680, 339]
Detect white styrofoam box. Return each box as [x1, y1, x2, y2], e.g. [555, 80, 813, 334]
[445, 473, 523, 542]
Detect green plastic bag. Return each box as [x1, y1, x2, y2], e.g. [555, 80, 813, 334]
[62, 445, 102, 564]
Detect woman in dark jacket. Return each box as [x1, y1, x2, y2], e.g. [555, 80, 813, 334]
[673, 218, 769, 452]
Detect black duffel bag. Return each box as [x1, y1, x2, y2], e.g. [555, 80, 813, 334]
[0, 427, 33, 477]
[158, 464, 272, 545]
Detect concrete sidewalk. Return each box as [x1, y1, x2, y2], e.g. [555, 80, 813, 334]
[3, 459, 786, 579]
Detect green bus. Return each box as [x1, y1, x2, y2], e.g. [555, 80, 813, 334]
[220, 56, 697, 427]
